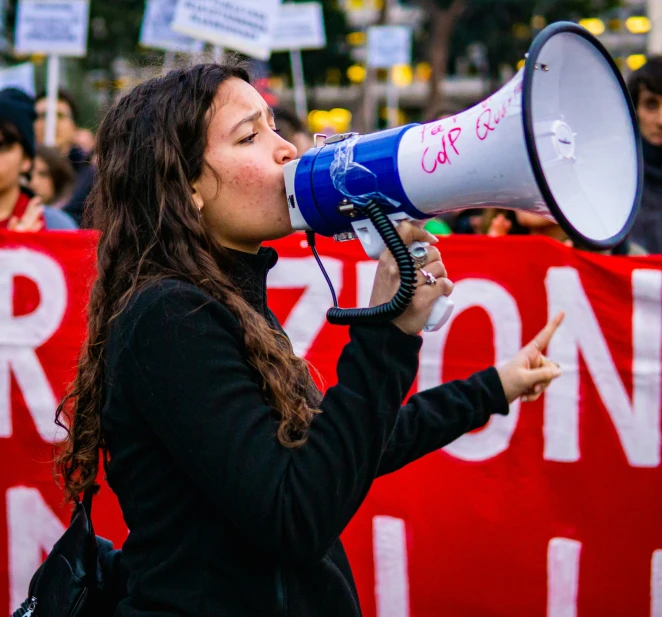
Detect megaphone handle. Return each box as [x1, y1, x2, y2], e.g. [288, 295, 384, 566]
[424, 296, 455, 332]
[409, 240, 455, 332]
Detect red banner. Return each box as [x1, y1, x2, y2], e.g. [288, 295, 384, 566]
[0, 230, 661, 617]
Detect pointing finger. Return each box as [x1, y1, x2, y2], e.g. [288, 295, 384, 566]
[528, 311, 565, 353]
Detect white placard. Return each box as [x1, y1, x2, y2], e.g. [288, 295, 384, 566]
[271, 2, 326, 52]
[172, 0, 282, 61]
[14, 0, 90, 57]
[366, 25, 412, 68]
[140, 0, 204, 53]
[0, 63, 35, 96]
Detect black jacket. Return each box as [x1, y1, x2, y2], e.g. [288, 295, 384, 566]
[630, 138, 662, 254]
[101, 247, 508, 616]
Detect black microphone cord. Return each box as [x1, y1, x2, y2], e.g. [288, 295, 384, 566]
[307, 199, 417, 326]
[305, 230, 338, 308]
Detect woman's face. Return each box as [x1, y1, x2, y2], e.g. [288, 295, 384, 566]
[194, 78, 298, 253]
[30, 156, 55, 203]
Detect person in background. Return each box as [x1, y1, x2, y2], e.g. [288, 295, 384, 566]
[424, 216, 452, 235]
[627, 57, 662, 254]
[487, 209, 646, 255]
[34, 89, 95, 226]
[273, 106, 314, 157]
[0, 88, 78, 231]
[30, 144, 77, 208]
[34, 89, 90, 169]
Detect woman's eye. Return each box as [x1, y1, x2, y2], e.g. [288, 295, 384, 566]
[241, 132, 258, 144]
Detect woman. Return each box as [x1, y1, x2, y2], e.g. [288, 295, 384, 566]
[30, 144, 76, 208]
[55, 62, 563, 617]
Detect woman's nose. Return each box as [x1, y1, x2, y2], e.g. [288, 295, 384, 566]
[277, 136, 298, 164]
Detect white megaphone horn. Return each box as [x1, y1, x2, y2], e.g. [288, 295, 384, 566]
[284, 22, 643, 332]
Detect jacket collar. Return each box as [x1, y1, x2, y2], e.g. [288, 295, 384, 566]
[225, 246, 279, 317]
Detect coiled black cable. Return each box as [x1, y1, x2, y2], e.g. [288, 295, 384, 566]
[326, 199, 416, 326]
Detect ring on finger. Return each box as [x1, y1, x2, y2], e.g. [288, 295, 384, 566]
[410, 245, 428, 270]
[419, 268, 437, 286]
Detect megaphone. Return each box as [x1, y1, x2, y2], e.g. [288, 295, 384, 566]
[284, 22, 642, 331]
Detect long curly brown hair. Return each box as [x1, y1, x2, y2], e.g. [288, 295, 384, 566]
[55, 62, 322, 502]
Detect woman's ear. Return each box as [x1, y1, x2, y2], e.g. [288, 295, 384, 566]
[191, 182, 204, 213]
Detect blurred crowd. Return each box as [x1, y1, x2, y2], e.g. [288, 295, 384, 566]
[1, 57, 662, 257]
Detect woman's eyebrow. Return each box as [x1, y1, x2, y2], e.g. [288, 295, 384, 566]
[230, 108, 275, 135]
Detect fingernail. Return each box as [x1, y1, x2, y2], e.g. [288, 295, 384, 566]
[534, 385, 542, 394]
[553, 367, 562, 377]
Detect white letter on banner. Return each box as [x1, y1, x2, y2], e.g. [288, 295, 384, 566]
[268, 256, 342, 357]
[357, 261, 379, 309]
[547, 537, 581, 617]
[544, 268, 661, 467]
[417, 279, 520, 461]
[373, 516, 410, 617]
[7, 487, 65, 613]
[0, 249, 67, 442]
[653, 550, 662, 617]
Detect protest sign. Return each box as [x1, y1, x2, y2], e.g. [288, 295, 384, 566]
[271, 1, 325, 52]
[0, 63, 35, 96]
[14, 0, 90, 57]
[172, 0, 282, 60]
[140, 0, 203, 53]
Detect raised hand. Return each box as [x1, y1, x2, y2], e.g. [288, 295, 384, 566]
[496, 311, 565, 404]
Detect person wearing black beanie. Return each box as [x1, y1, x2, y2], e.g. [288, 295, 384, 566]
[627, 58, 662, 254]
[0, 87, 77, 230]
[0, 87, 36, 157]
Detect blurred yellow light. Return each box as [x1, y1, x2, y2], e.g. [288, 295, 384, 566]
[531, 15, 547, 30]
[308, 110, 330, 132]
[346, 31, 366, 46]
[625, 16, 651, 34]
[627, 54, 647, 71]
[415, 62, 432, 82]
[347, 64, 366, 83]
[328, 108, 353, 131]
[513, 23, 531, 39]
[391, 64, 413, 87]
[269, 76, 284, 89]
[347, 0, 363, 9]
[578, 18, 605, 36]
[516, 59, 526, 71]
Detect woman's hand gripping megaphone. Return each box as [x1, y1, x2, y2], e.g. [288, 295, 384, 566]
[368, 221, 454, 335]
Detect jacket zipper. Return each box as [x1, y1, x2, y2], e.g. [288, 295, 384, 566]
[275, 565, 288, 616]
[23, 597, 37, 617]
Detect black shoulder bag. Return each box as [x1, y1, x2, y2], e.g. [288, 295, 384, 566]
[12, 488, 124, 617]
